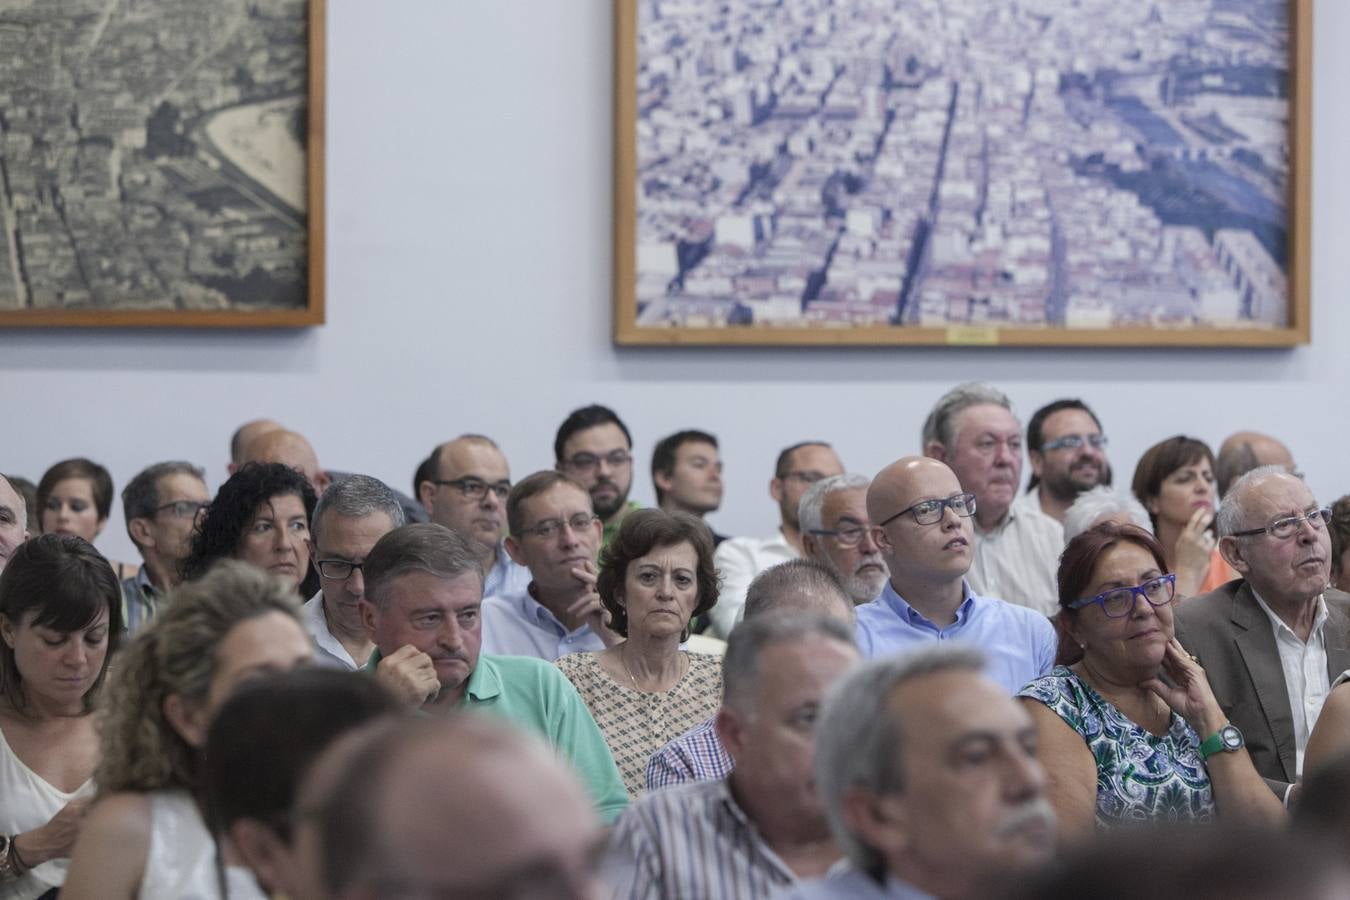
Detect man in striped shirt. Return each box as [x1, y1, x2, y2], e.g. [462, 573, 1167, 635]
[608, 614, 860, 898]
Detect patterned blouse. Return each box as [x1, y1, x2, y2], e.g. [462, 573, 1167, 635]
[555, 650, 723, 797]
[1019, 666, 1215, 828]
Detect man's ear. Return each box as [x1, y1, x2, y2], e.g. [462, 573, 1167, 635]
[504, 535, 525, 566]
[923, 442, 948, 462]
[653, 470, 674, 496]
[128, 517, 155, 550]
[163, 693, 209, 749]
[1219, 535, 1248, 574]
[842, 788, 911, 859]
[871, 525, 893, 555]
[1028, 451, 1045, 478]
[358, 599, 379, 638]
[769, 477, 784, 503]
[714, 706, 748, 762]
[314, 470, 332, 496]
[0, 614, 15, 650]
[801, 531, 820, 559]
[229, 819, 293, 895]
[417, 481, 437, 513]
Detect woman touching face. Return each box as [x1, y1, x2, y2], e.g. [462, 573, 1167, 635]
[1148, 459, 1216, 532]
[1067, 540, 1176, 679]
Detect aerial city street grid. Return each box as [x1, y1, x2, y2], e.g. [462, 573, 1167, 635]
[634, 0, 1290, 330]
[0, 0, 308, 313]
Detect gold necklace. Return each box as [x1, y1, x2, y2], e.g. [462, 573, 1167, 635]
[621, 647, 688, 693]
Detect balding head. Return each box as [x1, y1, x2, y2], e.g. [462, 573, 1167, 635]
[1217, 431, 1298, 497]
[230, 419, 284, 471]
[314, 715, 603, 900]
[243, 429, 331, 495]
[867, 457, 974, 590]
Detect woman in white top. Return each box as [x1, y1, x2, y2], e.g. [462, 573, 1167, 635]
[61, 561, 314, 900]
[0, 535, 121, 900]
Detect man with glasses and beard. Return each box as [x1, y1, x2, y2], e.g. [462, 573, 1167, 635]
[554, 405, 639, 548]
[1018, 399, 1112, 527]
[800, 474, 889, 606]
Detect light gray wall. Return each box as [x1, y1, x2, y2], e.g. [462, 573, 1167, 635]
[2, 1, 1344, 564]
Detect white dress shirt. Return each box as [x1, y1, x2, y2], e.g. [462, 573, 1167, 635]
[966, 503, 1061, 617]
[302, 591, 361, 670]
[709, 528, 799, 637]
[1252, 590, 1330, 778]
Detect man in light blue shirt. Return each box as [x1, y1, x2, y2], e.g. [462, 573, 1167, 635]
[855, 457, 1055, 694]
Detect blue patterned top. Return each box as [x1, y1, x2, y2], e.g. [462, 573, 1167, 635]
[1019, 666, 1215, 829]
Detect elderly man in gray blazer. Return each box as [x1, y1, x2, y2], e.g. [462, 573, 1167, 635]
[1174, 466, 1350, 801]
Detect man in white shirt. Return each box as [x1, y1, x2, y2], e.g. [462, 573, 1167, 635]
[921, 383, 1060, 616]
[710, 441, 843, 636]
[415, 434, 530, 603]
[303, 474, 405, 669]
[1175, 465, 1350, 798]
[1017, 398, 1112, 527]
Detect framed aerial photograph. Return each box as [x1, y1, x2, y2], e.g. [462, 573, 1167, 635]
[0, 0, 324, 328]
[614, 0, 1310, 347]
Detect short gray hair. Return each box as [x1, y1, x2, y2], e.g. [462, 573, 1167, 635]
[799, 473, 871, 534]
[1062, 487, 1151, 542]
[363, 524, 484, 609]
[743, 558, 854, 625]
[311, 474, 407, 546]
[722, 614, 855, 714]
[921, 382, 1013, 450]
[1215, 464, 1292, 538]
[121, 461, 206, 524]
[815, 646, 987, 878]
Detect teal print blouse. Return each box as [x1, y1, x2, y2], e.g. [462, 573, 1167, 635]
[1019, 666, 1215, 828]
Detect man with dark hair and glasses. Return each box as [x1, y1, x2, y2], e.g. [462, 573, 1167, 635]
[119, 460, 210, 632]
[799, 473, 889, 605]
[1019, 398, 1112, 526]
[479, 471, 619, 660]
[710, 441, 844, 637]
[854, 456, 1055, 693]
[416, 434, 530, 603]
[1176, 465, 1350, 799]
[554, 404, 639, 547]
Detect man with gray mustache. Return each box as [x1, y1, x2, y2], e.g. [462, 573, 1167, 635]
[800, 474, 890, 606]
[783, 646, 1057, 900]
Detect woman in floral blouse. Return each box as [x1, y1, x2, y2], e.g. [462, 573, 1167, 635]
[1018, 522, 1282, 840]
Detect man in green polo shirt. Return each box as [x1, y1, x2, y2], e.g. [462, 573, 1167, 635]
[359, 522, 628, 823]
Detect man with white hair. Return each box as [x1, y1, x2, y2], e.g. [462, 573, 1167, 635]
[783, 646, 1056, 899]
[0, 474, 28, 571]
[800, 474, 889, 605]
[922, 383, 1060, 615]
[1175, 465, 1350, 797]
[1062, 486, 1152, 543]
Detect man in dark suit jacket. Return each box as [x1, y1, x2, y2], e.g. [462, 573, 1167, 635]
[1174, 467, 1349, 799]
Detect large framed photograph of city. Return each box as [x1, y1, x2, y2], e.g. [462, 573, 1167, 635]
[0, 0, 324, 328]
[614, 0, 1310, 347]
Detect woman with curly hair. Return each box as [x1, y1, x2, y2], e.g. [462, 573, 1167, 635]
[60, 561, 313, 900]
[0, 535, 121, 899]
[181, 462, 317, 592]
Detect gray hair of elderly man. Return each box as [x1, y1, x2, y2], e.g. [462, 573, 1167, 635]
[1062, 486, 1152, 543]
[920, 382, 1014, 451]
[1214, 464, 1301, 537]
[798, 473, 872, 535]
[721, 613, 856, 714]
[362, 523, 484, 609]
[311, 474, 407, 546]
[814, 645, 987, 879]
[742, 558, 856, 626]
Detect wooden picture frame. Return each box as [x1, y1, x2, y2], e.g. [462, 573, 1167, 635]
[0, 0, 325, 328]
[615, 1, 1310, 347]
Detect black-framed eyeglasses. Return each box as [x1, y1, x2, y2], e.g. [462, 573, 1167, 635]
[1230, 507, 1331, 540]
[878, 491, 977, 527]
[432, 477, 511, 502]
[154, 500, 208, 519]
[315, 558, 364, 580]
[808, 520, 871, 547]
[516, 512, 598, 541]
[1067, 574, 1176, 618]
[1041, 434, 1109, 453]
[561, 451, 632, 473]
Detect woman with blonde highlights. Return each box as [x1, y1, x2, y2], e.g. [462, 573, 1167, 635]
[61, 561, 313, 900]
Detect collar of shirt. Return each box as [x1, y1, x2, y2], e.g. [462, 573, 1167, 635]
[879, 579, 977, 630]
[521, 582, 596, 639]
[304, 591, 359, 668]
[1251, 589, 1328, 644]
[133, 564, 157, 596]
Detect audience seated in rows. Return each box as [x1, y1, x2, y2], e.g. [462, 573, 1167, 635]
[711, 441, 844, 636]
[651, 429, 727, 545]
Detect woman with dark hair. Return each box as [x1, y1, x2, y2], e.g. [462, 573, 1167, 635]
[0, 534, 122, 899]
[1017, 522, 1282, 839]
[203, 668, 398, 898]
[37, 458, 136, 580]
[181, 462, 317, 592]
[1131, 435, 1234, 599]
[1327, 495, 1350, 595]
[554, 509, 722, 796]
[61, 560, 312, 900]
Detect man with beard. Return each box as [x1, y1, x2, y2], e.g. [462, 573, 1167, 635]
[800, 474, 889, 605]
[710, 441, 844, 637]
[923, 383, 1061, 616]
[1018, 399, 1111, 526]
[555, 404, 638, 547]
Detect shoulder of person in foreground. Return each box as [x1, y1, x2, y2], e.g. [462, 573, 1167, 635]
[59, 792, 151, 900]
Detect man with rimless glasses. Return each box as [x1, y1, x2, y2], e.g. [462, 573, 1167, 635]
[854, 457, 1055, 694]
[1175, 465, 1350, 799]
